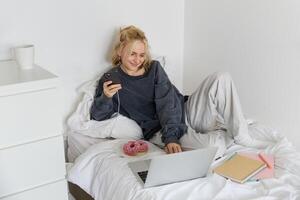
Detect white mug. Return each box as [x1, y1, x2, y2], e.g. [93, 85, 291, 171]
[14, 45, 35, 70]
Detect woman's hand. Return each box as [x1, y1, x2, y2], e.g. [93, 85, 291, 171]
[164, 143, 182, 154]
[103, 81, 122, 98]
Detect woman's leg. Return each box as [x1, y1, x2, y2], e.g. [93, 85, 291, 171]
[180, 127, 229, 158]
[185, 72, 267, 148]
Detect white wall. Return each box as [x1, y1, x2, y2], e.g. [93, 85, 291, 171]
[0, 0, 184, 125]
[3, 0, 299, 150]
[184, 0, 300, 150]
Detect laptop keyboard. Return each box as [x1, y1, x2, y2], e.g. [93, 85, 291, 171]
[137, 171, 148, 183]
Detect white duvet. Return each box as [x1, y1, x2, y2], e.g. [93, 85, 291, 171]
[67, 123, 300, 200]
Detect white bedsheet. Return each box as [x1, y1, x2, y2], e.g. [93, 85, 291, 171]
[67, 131, 111, 162]
[67, 123, 300, 200]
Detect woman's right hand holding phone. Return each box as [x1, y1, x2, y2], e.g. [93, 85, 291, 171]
[103, 81, 122, 98]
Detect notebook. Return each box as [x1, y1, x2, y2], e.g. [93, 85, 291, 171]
[213, 153, 267, 183]
[238, 152, 274, 180]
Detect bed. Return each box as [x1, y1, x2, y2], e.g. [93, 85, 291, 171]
[67, 122, 300, 200]
[65, 59, 300, 199]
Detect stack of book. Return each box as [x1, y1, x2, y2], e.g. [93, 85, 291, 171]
[213, 152, 274, 183]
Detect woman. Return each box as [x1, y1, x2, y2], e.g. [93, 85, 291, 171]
[90, 25, 265, 156]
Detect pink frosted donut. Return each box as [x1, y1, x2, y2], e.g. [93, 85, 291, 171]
[135, 140, 148, 153]
[123, 141, 138, 156]
[123, 140, 148, 156]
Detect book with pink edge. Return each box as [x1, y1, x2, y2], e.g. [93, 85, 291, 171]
[238, 152, 274, 180]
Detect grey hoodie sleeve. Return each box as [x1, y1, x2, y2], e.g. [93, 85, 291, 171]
[90, 77, 115, 120]
[154, 62, 187, 145]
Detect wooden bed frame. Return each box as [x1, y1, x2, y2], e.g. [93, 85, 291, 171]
[68, 182, 94, 200]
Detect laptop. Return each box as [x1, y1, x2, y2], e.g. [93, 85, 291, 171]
[128, 147, 217, 188]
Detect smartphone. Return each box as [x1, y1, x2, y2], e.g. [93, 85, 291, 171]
[103, 71, 121, 86]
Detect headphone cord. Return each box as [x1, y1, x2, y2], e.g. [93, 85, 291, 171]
[108, 91, 120, 139]
[116, 91, 120, 115]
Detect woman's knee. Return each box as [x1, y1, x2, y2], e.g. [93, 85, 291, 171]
[207, 72, 233, 86]
[214, 72, 232, 81]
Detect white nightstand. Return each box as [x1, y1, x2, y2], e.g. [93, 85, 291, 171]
[0, 60, 68, 200]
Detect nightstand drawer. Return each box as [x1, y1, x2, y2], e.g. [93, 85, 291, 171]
[0, 88, 62, 149]
[1, 180, 68, 200]
[0, 136, 66, 198]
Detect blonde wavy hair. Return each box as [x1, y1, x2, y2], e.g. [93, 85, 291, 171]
[111, 25, 152, 71]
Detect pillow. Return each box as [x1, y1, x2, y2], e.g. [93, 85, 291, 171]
[67, 113, 145, 162]
[67, 92, 143, 139]
[80, 114, 143, 139]
[153, 55, 166, 69]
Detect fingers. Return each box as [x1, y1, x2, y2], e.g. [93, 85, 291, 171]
[108, 83, 122, 90]
[103, 81, 122, 98]
[104, 82, 122, 90]
[103, 81, 113, 87]
[176, 145, 182, 153]
[164, 146, 169, 154]
[109, 85, 122, 93]
[170, 145, 176, 153]
[165, 143, 182, 154]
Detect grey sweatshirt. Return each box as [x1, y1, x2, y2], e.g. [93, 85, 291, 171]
[90, 60, 187, 145]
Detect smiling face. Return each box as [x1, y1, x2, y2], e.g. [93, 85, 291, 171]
[119, 40, 146, 74]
